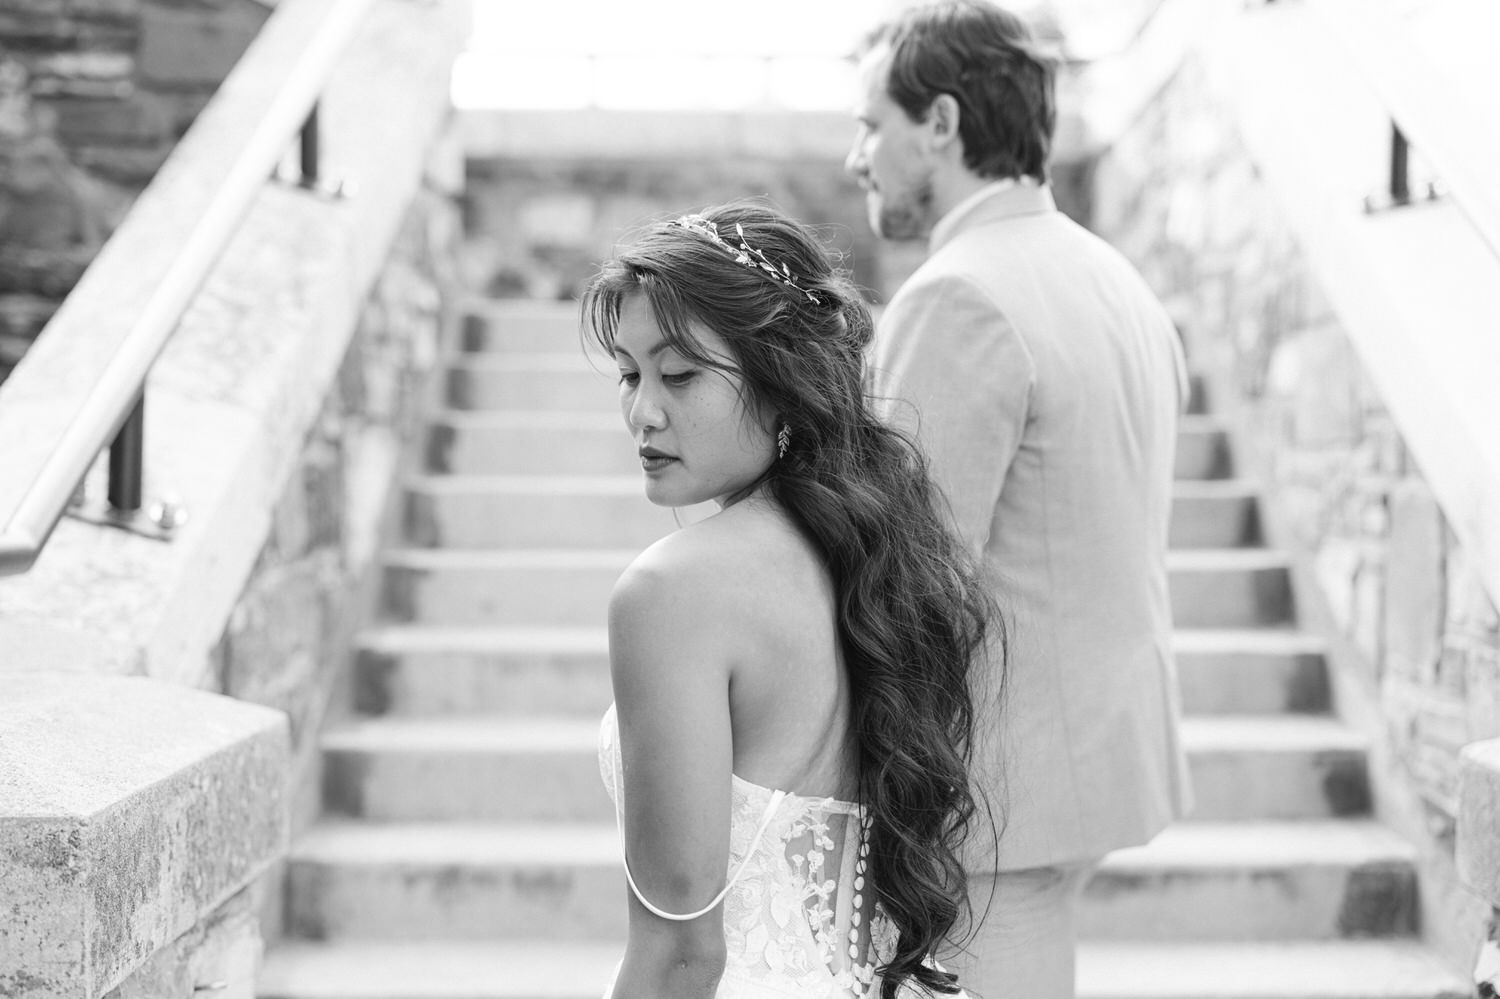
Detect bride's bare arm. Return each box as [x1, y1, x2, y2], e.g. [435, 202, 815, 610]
[607, 537, 737, 999]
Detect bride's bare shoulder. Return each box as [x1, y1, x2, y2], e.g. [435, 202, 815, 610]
[610, 500, 816, 628]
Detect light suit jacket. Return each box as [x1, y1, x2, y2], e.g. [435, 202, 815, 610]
[870, 183, 1193, 870]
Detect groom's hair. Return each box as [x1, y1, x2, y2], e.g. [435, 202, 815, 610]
[862, 0, 1056, 183]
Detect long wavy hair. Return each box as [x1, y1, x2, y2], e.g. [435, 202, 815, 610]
[581, 202, 1002, 997]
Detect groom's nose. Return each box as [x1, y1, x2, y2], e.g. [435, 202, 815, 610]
[844, 141, 865, 180]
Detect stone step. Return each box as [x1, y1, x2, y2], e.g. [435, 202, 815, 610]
[400, 475, 684, 550]
[425, 410, 1237, 480]
[353, 626, 1325, 719]
[1185, 370, 1209, 416]
[320, 717, 611, 822]
[462, 300, 587, 356]
[285, 821, 625, 940]
[380, 548, 1295, 629]
[401, 474, 1256, 551]
[1179, 715, 1369, 820]
[318, 713, 1366, 823]
[259, 939, 1469, 999]
[378, 549, 627, 629]
[1075, 940, 1469, 999]
[446, 354, 617, 413]
[283, 820, 1415, 942]
[351, 626, 611, 718]
[1169, 480, 1261, 549]
[1080, 821, 1417, 941]
[1173, 629, 1329, 715]
[1167, 549, 1295, 629]
[424, 411, 635, 477]
[258, 939, 625, 999]
[1175, 416, 1235, 481]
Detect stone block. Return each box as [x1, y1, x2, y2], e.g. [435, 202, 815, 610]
[218, 553, 347, 755]
[517, 192, 593, 244]
[0, 17, 137, 52]
[26, 51, 134, 98]
[71, 140, 171, 184]
[0, 132, 117, 253]
[45, 91, 174, 147]
[1458, 738, 1500, 909]
[137, 0, 269, 89]
[0, 674, 289, 999]
[103, 886, 260, 999]
[1264, 323, 1358, 448]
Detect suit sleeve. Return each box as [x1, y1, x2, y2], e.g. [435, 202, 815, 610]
[871, 274, 1035, 557]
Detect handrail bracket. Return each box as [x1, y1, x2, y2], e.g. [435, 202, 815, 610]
[1363, 122, 1445, 215]
[273, 102, 352, 200]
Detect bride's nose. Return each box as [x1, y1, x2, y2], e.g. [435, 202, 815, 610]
[626, 385, 665, 432]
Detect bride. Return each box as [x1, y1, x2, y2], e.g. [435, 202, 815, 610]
[583, 202, 1001, 999]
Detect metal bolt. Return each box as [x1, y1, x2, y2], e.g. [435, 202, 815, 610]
[148, 496, 188, 532]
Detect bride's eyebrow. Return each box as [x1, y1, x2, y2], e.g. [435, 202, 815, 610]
[613, 341, 677, 361]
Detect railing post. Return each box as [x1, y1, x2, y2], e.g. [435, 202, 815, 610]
[299, 102, 320, 187]
[1389, 122, 1410, 206]
[108, 394, 145, 514]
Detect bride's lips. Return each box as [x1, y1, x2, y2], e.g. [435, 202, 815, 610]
[639, 445, 677, 472]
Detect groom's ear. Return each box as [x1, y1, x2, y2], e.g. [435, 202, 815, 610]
[925, 93, 962, 153]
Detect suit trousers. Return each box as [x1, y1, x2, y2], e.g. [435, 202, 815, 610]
[949, 859, 1101, 999]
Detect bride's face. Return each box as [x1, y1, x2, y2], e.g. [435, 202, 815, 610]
[612, 295, 776, 509]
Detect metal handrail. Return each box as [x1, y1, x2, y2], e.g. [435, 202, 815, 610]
[1311, 0, 1500, 261]
[0, 0, 372, 576]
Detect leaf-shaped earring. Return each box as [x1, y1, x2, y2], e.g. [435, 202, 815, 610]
[777, 424, 792, 460]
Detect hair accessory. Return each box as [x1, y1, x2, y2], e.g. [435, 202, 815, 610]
[670, 214, 823, 305]
[777, 424, 792, 459]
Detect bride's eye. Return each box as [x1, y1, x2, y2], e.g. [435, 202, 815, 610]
[663, 370, 697, 386]
[618, 370, 640, 386]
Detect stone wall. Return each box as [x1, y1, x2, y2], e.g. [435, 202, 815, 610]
[210, 179, 460, 942]
[0, 0, 469, 989]
[1089, 51, 1500, 973]
[462, 155, 880, 302]
[0, 0, 267, 375]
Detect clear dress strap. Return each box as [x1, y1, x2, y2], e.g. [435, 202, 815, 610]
[612, 752, 787, 922]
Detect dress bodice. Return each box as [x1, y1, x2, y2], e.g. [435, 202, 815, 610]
[598, 704, 895, 999]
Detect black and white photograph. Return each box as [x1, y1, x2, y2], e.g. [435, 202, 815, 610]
[2, 1, 1498, 997]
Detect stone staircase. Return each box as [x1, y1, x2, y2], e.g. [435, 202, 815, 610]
[258, 300, 1468, 999]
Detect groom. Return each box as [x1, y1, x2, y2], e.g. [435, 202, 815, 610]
[847, 3, 1193, 996]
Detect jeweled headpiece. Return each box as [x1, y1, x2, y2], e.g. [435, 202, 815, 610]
[669, 214, 823, 305]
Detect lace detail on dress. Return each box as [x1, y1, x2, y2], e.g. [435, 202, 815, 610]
[599, 704, 895, 998]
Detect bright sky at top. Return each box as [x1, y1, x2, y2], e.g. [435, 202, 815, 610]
[453, 0, 1500, 113]
[453, 0, 1156, 110]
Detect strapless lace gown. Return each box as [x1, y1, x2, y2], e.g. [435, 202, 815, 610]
[599, 704, 965, 999]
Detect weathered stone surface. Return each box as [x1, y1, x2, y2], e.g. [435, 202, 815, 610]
[25, 49, 133, 90]
[44, 91, 174, 147]
[1088, 31, 1500, 970]
[1386, 482, 1446, 686]
[1458, 739, 1500, 908]
[103, 885, 261, 999]
[462, 155, 879, 301]
[0, 673, 289, 999]
[137, 1, 268, 89]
